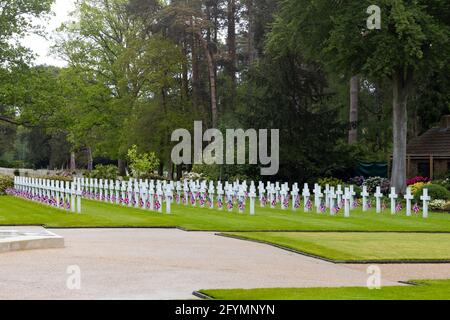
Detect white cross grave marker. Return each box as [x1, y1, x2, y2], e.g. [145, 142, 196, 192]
[349, 185, 356, 209]
[343, 187, 351, 218]
[374, 186, 383, 213]
[291, 184, 299, 211]
[421, 189, 431, 219]
[389, 187, 398, 214]
[361, 186, 370, 212]
[404, 187, 414, 217]
[329, 187, 337, 216]
[302, 183, 311, 212]
[249, 183, 256, 215]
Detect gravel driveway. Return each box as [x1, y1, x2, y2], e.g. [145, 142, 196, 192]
[0, 227, 448, 300]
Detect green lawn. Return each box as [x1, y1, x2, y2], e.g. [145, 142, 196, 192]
[199, 280, 450, 300]
[222, 232, 450, 261]
[1, 196, 450, 231]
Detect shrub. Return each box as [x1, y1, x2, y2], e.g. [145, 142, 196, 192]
[409, 182, 430, 195]
[318, 177, 344, 188]
[127, 145, 159, 179]
[42, 175, 73, 182]
[87, 164, 119, 180]
[414, 184, 450, 201]
[407, 176, 430, 186]
[182, 172, 204, 181]
[349, 176, 365, 186]
[363, 176, 390, 194]
[192, 163, 221, 181]
[435, 178, 450, 191]
[430, 199, 447, 211]
[443, 201, 450, 212]
[0, 175, 14, 195]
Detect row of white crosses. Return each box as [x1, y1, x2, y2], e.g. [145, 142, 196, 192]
[73, 178, 173, 214]
[72, 178, 259, 215]
[367, 185, 430, 218]
[294, 183, 431, 218]
[9, 175, 433, 218]
[12, 176, 81, 213]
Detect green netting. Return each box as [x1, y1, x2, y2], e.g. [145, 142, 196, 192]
[355, 161, 388, 178]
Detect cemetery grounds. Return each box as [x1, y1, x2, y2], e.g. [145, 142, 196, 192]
[0, 196, 450, 300]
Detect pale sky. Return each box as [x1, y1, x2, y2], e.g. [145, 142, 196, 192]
[22, 0, 77, 67]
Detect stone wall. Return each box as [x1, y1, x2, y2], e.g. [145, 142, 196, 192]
[0, 167, 60, 178]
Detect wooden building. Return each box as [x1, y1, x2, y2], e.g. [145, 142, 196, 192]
[406, 115, 450, 179]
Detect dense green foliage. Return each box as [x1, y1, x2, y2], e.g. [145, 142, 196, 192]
[414, 184, 450, 200]
[0, 175, 13, 195]
[86, 164, 119, 180]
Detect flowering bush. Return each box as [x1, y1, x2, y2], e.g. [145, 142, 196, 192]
[363, 176, 390, 194]
[407, 176, 430, 186]
[409, 182, 430, 195]
[444, 201, 450, 212]
[349, 176, 365, 186]
[318, 177, 344, 188]
[429, 199, 447, 211]
[182, 171, 204, 180]
[0, 175, 14, 195]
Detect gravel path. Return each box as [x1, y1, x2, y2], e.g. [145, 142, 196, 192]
[0, 227, 448, 299]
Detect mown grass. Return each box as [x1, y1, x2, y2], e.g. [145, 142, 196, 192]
[222, 232, 450, 261]
[200, 280, 450, 300]
[0, 196, 450, 231]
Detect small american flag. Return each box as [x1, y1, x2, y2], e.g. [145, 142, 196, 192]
[319, 202, 327, 213]
[294, 196, 300, 209]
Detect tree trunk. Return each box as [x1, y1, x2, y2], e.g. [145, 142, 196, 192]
[348, 75, 359, 144]
[168, 162, 174, 181]
[118, 159, 126, 176]
[391, 70, 413, 194]
[191, 20, 201, 111]
[70, 151, 76, 171]
[158, 162, 164, 177]
[227, 0, 237, 86]
[198, 34, 218, 128]
[176, 164, 183, 181]
[86, 147, 93, 171]
[246, 0, 257, 65]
